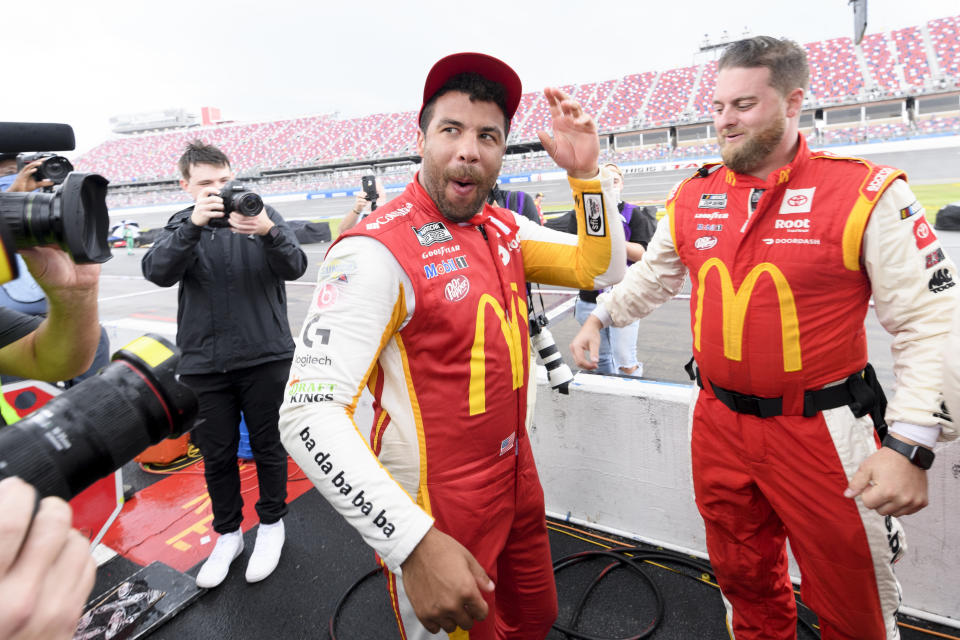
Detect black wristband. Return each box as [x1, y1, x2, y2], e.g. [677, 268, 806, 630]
[881, 434, 934, 470]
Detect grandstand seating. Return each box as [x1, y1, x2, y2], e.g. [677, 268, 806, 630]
[860, 32, 902, 94]
[79, 13, 960, 195]
[644, 66, 698, 126]
[597, 72, 657, 130]
[893, 26, 932, 91]
[806, 37, 863, 103]
[104, 115, 960, 209]
[929, 15, 960, 80]
[692, 61, 718, 119]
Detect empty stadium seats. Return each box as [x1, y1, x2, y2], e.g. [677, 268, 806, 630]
[79, 12, 960, 202]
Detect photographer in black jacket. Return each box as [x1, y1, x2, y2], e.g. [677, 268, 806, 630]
[141, 140, 307, 589]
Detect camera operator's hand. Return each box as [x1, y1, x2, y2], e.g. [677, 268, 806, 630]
[340, 193, 372, 235]
[0, 246, 101, 381]
[0, 477, 96, 640]
[7, 160, 54, 193]
[189, 187, 226, 227]
[570, 314, 603, 370]
[229, 207, 274, 236]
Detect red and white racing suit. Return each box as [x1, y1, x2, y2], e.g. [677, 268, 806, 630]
[595, 136, 957, 640]
[279, 171, 625, 639]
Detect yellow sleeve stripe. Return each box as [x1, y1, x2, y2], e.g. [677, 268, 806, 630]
[394, 332, 432, 516]
[347, 284, 428, 516]
[841, 169, 905, 271]
[668, 200, 678, 249]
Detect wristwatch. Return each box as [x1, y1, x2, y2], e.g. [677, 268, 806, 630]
[882, 434, 935, 470]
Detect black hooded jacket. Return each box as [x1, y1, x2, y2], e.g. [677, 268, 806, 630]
[141, 204, 308, 374]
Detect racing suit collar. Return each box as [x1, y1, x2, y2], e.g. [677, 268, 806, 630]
[409, 171, 520, 241]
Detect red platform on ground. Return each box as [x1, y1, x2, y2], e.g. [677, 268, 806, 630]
[100, 458, 313, 572]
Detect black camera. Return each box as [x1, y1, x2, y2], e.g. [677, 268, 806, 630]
[16, 152, 74, 186]
[0, 334, 198, 500]
[0, 122, 112, 283]
[208, 181, 263, 227]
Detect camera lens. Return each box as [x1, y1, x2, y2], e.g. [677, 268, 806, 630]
[39, 156, 73, 185]
[0, 335, 197, 500]
[0, 172, 111, 263]
[235, 192, 263, 217]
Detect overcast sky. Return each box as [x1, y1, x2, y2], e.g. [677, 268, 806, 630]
[3, 0, 957, 154]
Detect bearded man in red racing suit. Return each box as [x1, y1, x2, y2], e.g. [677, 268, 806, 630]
[572, 37, 957, 640]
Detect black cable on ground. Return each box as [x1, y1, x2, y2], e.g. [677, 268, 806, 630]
[328, 567, 383, 640]
[327, 547, 820, 640]
[549, 545, 820, 639]
[328, 524, 954, 639]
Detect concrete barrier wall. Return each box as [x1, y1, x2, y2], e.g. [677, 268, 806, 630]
[529, 371, 960, 626]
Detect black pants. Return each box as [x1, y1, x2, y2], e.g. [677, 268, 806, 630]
[182, 359, 291, 534]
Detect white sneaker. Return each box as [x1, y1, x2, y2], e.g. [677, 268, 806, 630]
[195, 529, 244, 589]
[245, 519, 285, 583]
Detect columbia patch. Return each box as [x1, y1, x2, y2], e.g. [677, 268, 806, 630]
[412, 221, 454, 246]
[698, 194, 727, 209]
[583, 193, 606, 237]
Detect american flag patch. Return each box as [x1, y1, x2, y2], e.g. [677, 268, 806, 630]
[500, 432, 516, 456]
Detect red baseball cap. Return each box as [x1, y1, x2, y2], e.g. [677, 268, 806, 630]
[419, 52, 523, 128]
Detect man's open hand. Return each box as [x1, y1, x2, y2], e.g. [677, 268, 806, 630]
[538, 87, 600, 180]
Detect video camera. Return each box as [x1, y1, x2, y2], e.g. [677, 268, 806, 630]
[16, 152, 74, 186]
[0, 122, 112, 283]
[0, 334, 198, 500]
[207, 180, 263, 227]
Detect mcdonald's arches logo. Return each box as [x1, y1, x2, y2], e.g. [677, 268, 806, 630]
[694, 258, 802, 372]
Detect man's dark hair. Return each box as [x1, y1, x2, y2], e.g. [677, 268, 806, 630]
[178, 140, 231, 180]
[419, 72, 511, 137]
[718, 36, 809, 97]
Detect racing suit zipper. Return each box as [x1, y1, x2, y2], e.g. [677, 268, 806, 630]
[476, 222, 523, 460]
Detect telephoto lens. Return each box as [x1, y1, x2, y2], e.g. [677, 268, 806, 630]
[0, 334, 198, 500]
[0, 172, 111, 263]
[531, 327, 574, 394]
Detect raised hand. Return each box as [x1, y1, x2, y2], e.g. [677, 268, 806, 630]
[537, 87, 600, 180]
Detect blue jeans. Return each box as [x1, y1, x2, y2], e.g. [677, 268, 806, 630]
[575, 297, 642, 375]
